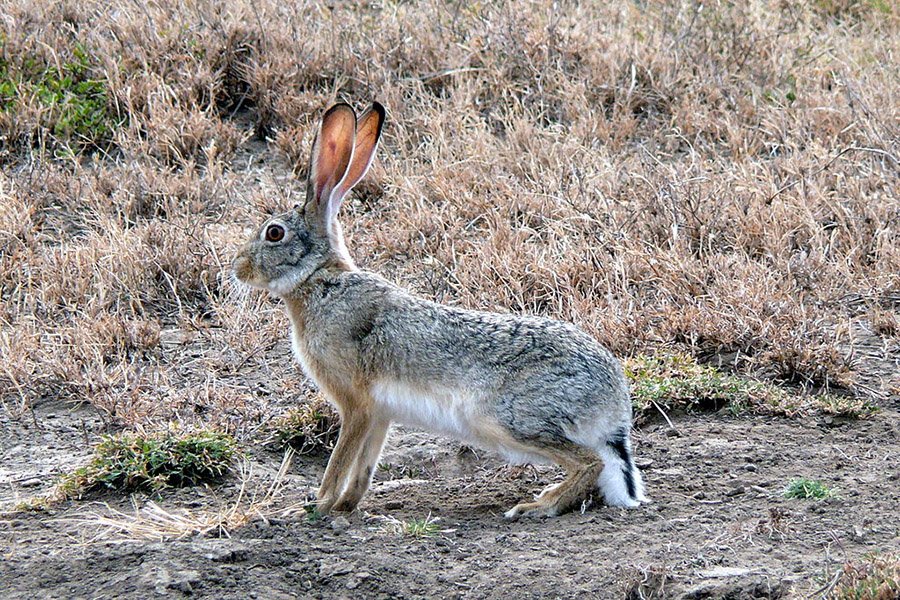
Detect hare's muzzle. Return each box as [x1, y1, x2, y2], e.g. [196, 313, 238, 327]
[232, 254, 253, 283]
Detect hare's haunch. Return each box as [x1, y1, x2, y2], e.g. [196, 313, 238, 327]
[233, 102, 647, 519]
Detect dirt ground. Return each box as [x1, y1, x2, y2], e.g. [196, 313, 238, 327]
[2, 390, 898, 599]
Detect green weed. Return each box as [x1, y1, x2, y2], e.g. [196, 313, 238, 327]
[783, 477, 834, 500]
[0, 42, 119, 154]
[625, 353, 876, 421]
[304, 503, 323, 523]
[403, 516, 442, 537]
[376, 513, 446, 538]
[58, 428, 236, 498]
[814, 0, 894, 18]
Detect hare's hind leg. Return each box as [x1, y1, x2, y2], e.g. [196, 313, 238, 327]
[332, 416, 390, 512]
[504, 448, 602, 520]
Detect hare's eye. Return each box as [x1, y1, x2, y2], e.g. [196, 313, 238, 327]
[265, 224, 285, 242]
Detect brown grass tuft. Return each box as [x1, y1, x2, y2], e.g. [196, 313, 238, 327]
[826, 553, 900, 600]
[0, 0, 897, 435]
[268, 392, 340, 455]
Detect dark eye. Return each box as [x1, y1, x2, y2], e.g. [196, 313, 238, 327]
[265, 224, 285, 242]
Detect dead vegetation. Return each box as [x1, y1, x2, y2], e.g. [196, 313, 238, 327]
[57, 449, 303, 542]
[621, 563, 672, 600]
[268, 392, 341, 455]
[826, 553, 900, 600]
[0, 0, 897, 439]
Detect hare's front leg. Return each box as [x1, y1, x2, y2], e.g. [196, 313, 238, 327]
[317, 404, 372, 514]
[332, 416, 391, 512]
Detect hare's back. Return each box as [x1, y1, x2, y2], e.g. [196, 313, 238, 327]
[309, 271, 631, 448]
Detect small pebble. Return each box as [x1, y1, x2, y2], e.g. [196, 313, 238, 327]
[331, 516, 351, 532]
[20, 478, 42, 488]
[725, 485, 745, 497]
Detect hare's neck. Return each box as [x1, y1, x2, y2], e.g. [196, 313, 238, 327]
[283, 293, 319, 379]
[281, 264, 347, 337]
[283, 295, 310, 338]
[283, 284, 340, 387]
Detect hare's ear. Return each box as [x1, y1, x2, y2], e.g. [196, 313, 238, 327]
[329, 102, 386, 216]
[306, 103, 357, 224]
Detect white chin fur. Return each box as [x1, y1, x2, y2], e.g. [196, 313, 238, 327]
[268, 271, 304, 296]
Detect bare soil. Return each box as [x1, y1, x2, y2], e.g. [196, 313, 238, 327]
[2, 395, 898, 599]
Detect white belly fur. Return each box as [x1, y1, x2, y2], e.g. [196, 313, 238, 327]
[370, 379, 549, 465]
[371, 379, 476, 441]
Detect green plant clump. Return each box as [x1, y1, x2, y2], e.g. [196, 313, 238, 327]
[625, 353, 875, 420]
[59, 429, 236, 498]
[783, 477, 834, 500]
[0, 43, 118, 152]
[403, 516, 442, 538]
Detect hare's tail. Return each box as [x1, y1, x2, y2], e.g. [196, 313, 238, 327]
[596, 427, 647, 507]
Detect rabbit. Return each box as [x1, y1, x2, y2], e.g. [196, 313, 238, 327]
[232, 101, 647, 519]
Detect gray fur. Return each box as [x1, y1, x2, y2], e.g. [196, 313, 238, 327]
[233, 102, 647, 517]
[296, 269, 632, 447]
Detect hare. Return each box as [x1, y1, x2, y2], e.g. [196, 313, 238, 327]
[233, 102, 647, 519]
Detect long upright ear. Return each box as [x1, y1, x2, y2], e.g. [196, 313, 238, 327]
[306, 103, 357, 224]
[328, 102, 386, 218]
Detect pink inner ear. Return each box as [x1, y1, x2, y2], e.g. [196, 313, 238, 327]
[312, 105, 356, 207]
[332, 105, 385, 202]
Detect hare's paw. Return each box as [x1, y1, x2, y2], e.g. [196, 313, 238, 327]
[316, 494, 337, 515]
[331, 497, 361, 513]
[504, 501, 559, 520]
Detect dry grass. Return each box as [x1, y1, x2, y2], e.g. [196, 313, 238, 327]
[268, 392, 340, 454]
[823, 553, 900, 600]
[0, 0, 897, 435]
[621, 564, 672, 600]
[57, 449, 303, 542]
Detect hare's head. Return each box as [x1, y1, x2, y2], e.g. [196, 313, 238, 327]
[233, 102, 385, 296]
